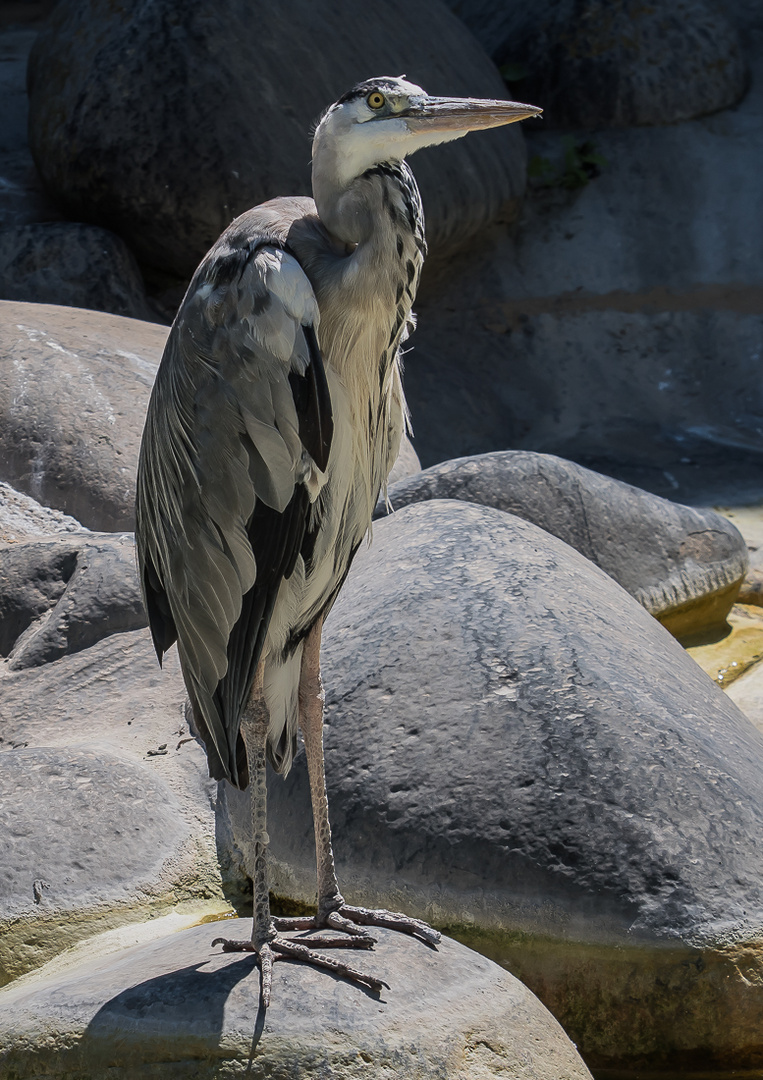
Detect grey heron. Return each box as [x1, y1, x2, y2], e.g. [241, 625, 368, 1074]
[136, 76, 541, 1005]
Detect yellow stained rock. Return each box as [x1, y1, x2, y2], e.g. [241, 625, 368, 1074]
[684, 604, 763, 687]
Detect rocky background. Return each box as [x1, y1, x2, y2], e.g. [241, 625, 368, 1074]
[2, 1, 763, 1077]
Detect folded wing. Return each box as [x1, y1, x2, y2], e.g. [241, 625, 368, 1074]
[136, 240, 332, 788]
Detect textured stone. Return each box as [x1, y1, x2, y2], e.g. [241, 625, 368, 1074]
[0, 531, 146, 668]
[222, 500, 763, 1072]
[0, 745, 191, 987]
[0, 21, 61, 230]
[0, 223, 158, 321]
[377, 451, 748, 637]
[447, 0, 747, 129]
[0, 628, 225, 984]
[28, 0, 527, 281]
[0, 481, 85, 543]
[0, 922, 592, 1080]
[0, 301, 166, 530]
[403, 41, 763, 503]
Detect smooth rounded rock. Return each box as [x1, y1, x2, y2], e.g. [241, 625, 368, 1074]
[0, 628, 225, 983]
[0, 745, 191, 986]
[376, 450, 748, 637]
[222, 500, 763, 1071]
[0, 921, 592, 1080]
[0, 531, 146, 668]
[28, 0, 527, 281]
[0, 222, 158, 321]
[0, 301, 166, 530]
[448, 0, 747, 129]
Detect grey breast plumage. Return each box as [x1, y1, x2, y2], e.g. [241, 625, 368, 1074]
[136, 199, 333, 788]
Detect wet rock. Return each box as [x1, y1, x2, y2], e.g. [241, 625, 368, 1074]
[0, 922, 592, 1080]
[0, 531, 146, 669]
[0, 628, 225, 984]
[0, 223, 158, 322]
[222, 500, 763, 1073]
[0, 481, 85, 543]
[447, 0, 747, 129]
[0, 301, 166, 530]
[28, 0, 527, 282]
[377, 451, 748, 637]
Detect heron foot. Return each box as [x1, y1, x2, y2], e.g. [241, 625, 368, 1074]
[273, 904, 441, 947]
[211, 933, 385, 1006]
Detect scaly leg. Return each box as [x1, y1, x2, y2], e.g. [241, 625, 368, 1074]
[272, 619, 440, 948]
[212, 662, 383, 1005]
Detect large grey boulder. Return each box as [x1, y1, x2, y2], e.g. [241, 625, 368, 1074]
[0, 628, 226, 984]
[0, 301, 166, 530]
[0, 531, 146, 669]
[447, 0, 747, 128]
[377, 451, 748, 638]
[28, 0, 527, 281]
[222, 500, 763, 1072]
[406, 39, 763, 503]
[0, 922, 592, 1080]
[0, 223, 158, 322]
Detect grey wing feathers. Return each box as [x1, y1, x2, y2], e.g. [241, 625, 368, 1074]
[136, 240, 332, 788]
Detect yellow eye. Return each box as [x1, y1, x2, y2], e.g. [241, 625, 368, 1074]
[367, 91, 386, 110]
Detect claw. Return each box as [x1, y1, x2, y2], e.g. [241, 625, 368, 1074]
[211, 933, 384, 1004]
[272, 905, 439, 946]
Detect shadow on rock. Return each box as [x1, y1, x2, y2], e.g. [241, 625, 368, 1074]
[83, 954, 265, 1063]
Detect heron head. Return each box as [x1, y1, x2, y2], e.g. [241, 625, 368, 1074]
[312, 75, 542, 191]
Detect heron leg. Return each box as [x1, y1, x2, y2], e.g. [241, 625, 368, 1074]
[271, 619, 440, 949]
[212, 661, 385, 1004]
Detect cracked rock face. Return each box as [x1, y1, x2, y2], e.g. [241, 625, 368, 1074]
[0, 923, 592, 1080]
[377, 450, 748, 637]
[221, 500, 763, 1071]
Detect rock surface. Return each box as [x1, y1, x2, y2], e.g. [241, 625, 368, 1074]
[28, 0, 527, 281]
[447, 0, 747, 128]
[0, 531, 146, 668]
[406, 38, 763, 504]
[0, 922, 592, 1080]
[0, 481, 85, 543]
[222, 500, 763, 1072]
[0, 19, 61, 230]
[0, 628, 225, 985]
[0, 222, 158, 322]
[0, 301, 166, 530]
[377, 451, 748, 637]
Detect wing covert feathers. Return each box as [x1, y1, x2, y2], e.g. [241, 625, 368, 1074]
[135, 232, 332, 788]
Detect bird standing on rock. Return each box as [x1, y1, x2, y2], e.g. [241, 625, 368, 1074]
[136, 75, 541, 1005]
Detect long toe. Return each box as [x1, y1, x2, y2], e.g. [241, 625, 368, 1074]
[211, 936, 256, 952]
[271, 935, 386, 992]
[337, 905, 441, 946]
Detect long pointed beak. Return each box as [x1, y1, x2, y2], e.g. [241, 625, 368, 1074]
[402, 95, 542, 133]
